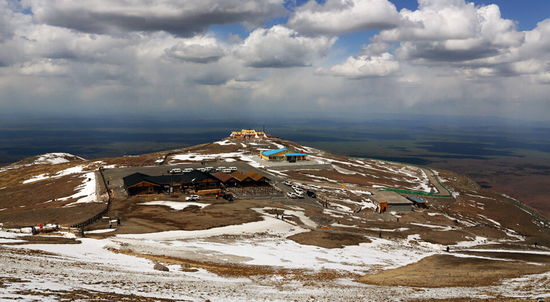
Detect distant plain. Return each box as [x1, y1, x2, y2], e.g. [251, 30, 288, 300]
[1, 115, 549, 218]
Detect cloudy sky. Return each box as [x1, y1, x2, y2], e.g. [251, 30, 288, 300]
[1, 0, 550, 121]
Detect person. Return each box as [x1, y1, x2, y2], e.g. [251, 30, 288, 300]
[117, 218, 121, 226]
[109, 220, 112, 228]
[446, 246, 450, 252]
[535, 241, 538, 248]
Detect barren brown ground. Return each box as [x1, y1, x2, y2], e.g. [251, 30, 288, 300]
[288, 229, 371, 248]
[359, 254, 550, 287]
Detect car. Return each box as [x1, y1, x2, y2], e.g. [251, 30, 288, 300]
[197, 168, 207, 172]
[294, 188, 304, 194]
[222, 168, 233, 173]
[286, 192, 297, 199]
[283, 180, 292, 186]
[185, 195, 200, 201]
[306, 190, 316, 198]
[183, 168, 194, 172]
[291, 185, 300, 190]
[205, 166, 214, 171]
[296, 192, 304, 199]
[216, 167, 226, 172]
[169, 168, 182, 174]
[228, 167, 238, 171]
[222, 193, 233, 201]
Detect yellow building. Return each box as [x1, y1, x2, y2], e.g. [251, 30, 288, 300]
[230, 129, 267, 139]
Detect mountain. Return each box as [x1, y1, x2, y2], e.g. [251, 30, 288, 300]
[1, 136, 549, 301]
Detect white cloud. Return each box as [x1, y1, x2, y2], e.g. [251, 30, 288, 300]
[19, 59, 68, 76]
[0, 0, 549, 121]
[287, 0, 400, 35]
[316, 52, 399, 78]
[533, 73, 550, 84]
[234, 25, 336, 68]
[375, 0, 524, 64]
[164, 36, 226, 63]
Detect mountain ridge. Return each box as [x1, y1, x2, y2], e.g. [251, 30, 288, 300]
[1, 136, 550, 300]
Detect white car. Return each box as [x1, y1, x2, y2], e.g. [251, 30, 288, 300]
[183, 168, 194, 172]
[185, 195, 200, 201]
[294, 188, 304, 194]
[169, 168, 182, 174]
[283, 180, 292, 186]
[286, 192, 297, 199]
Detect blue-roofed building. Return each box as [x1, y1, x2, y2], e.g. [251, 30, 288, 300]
[260, 148, 308, 162]
[407, 196, 428, 208]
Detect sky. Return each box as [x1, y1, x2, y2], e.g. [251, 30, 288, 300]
[1, 0, 550, 122]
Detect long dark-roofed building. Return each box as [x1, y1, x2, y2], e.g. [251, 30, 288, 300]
[212, 171, 239, 187]
[123, 170, 220, 196]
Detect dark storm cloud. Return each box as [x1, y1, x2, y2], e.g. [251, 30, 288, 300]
[399, 42, 501, 62]
[193, 73, 231, 85]
[28, 0, 287, 37]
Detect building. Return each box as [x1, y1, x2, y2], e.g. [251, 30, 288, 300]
[407, 196, 428, 208]
[123, 171, 221, 196]
[230, 171, 255, 185]
[230, 129, 267, 139]
[244, 171, 268, 184]
[372, 198, 388, 213]
[212, 171, 239, 187]
[212, 171, 269, 187]
[260, 148, 308, 162]
[373, 191, 413, 212]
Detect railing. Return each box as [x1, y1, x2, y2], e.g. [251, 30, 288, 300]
[70, 168, 112, 231]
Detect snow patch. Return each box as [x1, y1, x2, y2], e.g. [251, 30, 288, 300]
[60, 172, 99, 206]
[139, 201, 210, 211]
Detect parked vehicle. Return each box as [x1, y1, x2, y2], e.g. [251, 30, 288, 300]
[296, 192, 304, 199]
[306, 190, 316, 198]
[286, 192, 297, 199]
[169, 168, 182, 174]
[294, 188, 304, 194]
[185, 195, 200, 201]
[197, 168, 207, 172]
[183, 168, 194, 172]
[222, 168, 233, 173]
[216, 167, 226, 172]
[222, 193, 233, 201]
[205, 166, 214, 172]
[229, 167, 238, 171]
[283, 180, 292, 186]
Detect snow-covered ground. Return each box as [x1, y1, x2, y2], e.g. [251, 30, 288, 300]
[2, 140, 549, 300]
[2, 214, 549, 301]
[0, 153, 86, 174]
